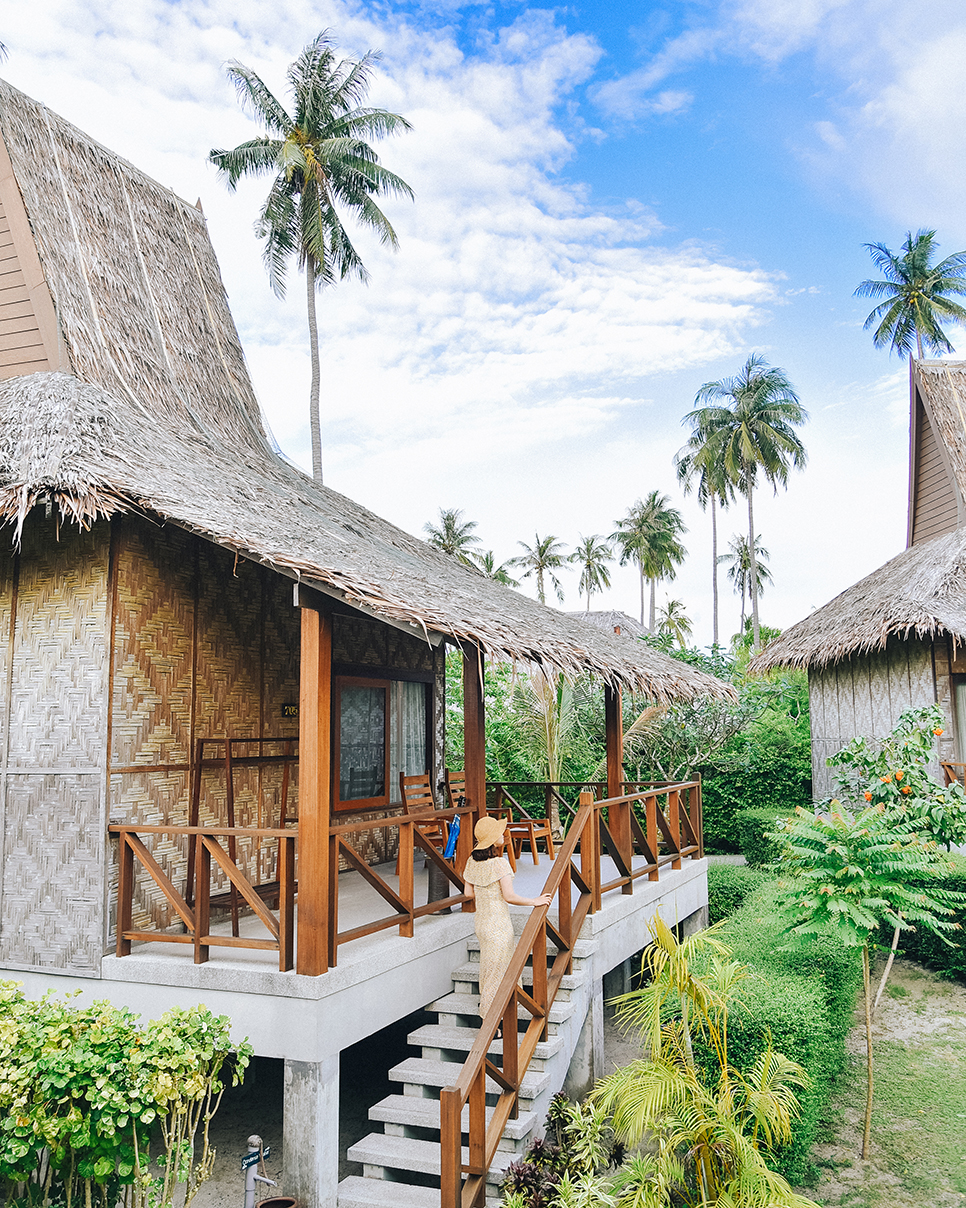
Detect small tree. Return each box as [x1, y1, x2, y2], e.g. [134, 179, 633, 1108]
[771, 805, 965, 1158]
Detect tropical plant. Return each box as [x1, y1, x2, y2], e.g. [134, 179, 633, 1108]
[512, 668, 579, 837]
[569, 535, 613, 611]
[210, 32, 413, 483]
[676, 411, 736, 648]
[512, 534, 568, 605]
[424, 507, 481, 566]
[656, 597, 693, 648]
[718, 533, 772, 634]
[0, 986, 251, 1207]
[471, 549, 520, 586]
[771, 804, 965, 1158]
[591, 917, 818, 1208]
[854, 228, 966, 359]
[686, 355, 806, 649]
[611, 493, 686, 632]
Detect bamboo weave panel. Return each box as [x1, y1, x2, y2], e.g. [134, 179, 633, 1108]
[1, 773, 102, 971]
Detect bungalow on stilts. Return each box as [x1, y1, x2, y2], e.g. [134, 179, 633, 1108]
[0, 78, 732, 1207]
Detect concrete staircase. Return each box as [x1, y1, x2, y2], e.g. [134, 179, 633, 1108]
[338, 925, 598, 1208]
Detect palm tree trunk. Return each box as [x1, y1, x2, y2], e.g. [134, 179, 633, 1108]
[307, 258, 323, 484]
[649, 577, 656, 634]
[916, 330, 923, 361]
[711, 496, 719, 647]
[639, 562, 645, 627]
[537, 567, 545, 605]
[746, 478, 760, 649]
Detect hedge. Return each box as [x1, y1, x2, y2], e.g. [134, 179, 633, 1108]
[706, 863, 767, 924]
[735, 807, 791, 867]
[715, 881, 862, 1184]
[884, 853, 966, 982]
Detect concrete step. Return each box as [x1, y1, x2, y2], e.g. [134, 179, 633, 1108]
[369, 1094, 537, 1142]
[466, 934, 598, 960]
[338, 1175, 440, 1208]
[388, 1057, 550, 1100]
[408, 1023, 564, 1064]
[348, 1133, 514, 1183]
[450, 962, 583, 994]
[429, 993, 574, 1026]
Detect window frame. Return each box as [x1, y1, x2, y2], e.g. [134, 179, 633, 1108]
[333, 675, 391, 813]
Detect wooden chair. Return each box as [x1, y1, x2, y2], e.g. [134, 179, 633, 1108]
[485, 779, 555, 866]
[941, 761, 966, 786]
[445, 768, 518, 871]
[396, 771, 448, 873]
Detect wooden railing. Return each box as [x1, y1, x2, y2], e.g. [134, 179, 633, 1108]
[111, 825, 297, 970]
[440, 780, 703, 1208]
[325, 804, 475, 968]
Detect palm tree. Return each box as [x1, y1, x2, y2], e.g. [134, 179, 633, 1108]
[569, 535, 613, 611]
[511, 534, 568, 605]
[855, 229, 966, 359]
[210, 32, 413, 484]
[611, 493, 686, 632]
[676, 416, 736, 649]
[471, 550, 519, 587]
[424, 507, 481, 566]
[686, 355, 806, 650]
[718, 533, 772, 633]
[657, 598, 693, 648]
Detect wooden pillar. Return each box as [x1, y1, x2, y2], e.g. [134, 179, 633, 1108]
[462, 646, 486, 828]
[297, 606, 332, 976]
[605, 684, 632, 887]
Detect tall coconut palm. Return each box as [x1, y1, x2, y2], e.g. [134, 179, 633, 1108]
[471, 550, 519, 587]
[210, 32, 413, 484]
[675, 421, 736, 649]
[569, 535, 613, 611]
[611, 493, 687, 632]
[511, 534, 568, 604]
[424, 507, 481, 566]
[855, 229, 966, 359]
[718, 533, 772, 634]
[686, 355, 806, 650]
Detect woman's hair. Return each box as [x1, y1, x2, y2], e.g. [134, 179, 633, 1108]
[471, 845, 499, 861]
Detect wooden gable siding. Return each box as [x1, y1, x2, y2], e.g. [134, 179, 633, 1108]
[0, 130, 66, 379]
[807, 636, 951, 798]
[910, 391, 961, 545]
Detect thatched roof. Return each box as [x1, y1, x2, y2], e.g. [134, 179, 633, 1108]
[0, 80, 731, 702]
[566, 610, 649, 640]
[752, 526, 966, 671]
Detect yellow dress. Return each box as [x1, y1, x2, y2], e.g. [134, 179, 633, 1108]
[462, 855, 515, 1020]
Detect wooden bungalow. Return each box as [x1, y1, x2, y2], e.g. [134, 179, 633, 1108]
[755, 360, 966, 797]
[0, 78, 730, 1207]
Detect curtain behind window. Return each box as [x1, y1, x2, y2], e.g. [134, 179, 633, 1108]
[389, 681, 428, 799]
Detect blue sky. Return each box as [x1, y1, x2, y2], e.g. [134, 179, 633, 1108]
[6, 0, 966, 642]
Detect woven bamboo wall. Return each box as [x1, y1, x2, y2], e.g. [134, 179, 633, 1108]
[109, 519, 299, 935]
[0, 512, 109, 972]
[808, 636, 946, 798]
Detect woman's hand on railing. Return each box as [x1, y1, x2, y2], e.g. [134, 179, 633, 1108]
[530, 893, 553, 908]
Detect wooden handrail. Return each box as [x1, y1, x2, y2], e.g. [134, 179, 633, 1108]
[440, 779, 703, 1208]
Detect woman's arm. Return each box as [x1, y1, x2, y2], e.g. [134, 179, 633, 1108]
[500, 876, 552, 908]
[464, 882, 475, 901]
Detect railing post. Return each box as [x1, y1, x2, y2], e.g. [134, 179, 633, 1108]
[327, 830, 339, 970]
[502, 988, 519, 1119]
[578, 791, 600, 913]
[194, 833, 210, 964]
[297, 605, 332, 975]
[669, 789, 682, 870]
[399, 818, 414, 938]
[116, 832, 133, 957]
[533, 919, 548, 1041]
[647, 793, 660, 882]
[440, 1086, 463, 1208]
[694, 777, 704, 859]
[278, 834, 295, 972]
[468, 1070, 486, 1204]
[463, 645, 487, 830]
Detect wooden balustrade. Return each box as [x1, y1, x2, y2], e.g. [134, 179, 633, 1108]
[111, 825, 297, 971]
[440, 779, 703, 1208]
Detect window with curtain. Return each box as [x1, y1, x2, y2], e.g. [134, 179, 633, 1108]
[336, 676, 430, 809]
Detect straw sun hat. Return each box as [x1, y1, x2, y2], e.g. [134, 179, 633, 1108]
[473, 815, 508, 851]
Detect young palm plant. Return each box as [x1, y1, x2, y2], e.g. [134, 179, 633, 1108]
[210, 32, 413, 483]
[424, 507, 482, 565]
[592, 917, 818, 1208]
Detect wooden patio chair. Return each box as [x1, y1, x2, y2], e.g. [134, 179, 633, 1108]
[445, 768, 518, 871]
[396, 771, 448, 873]
[470, 773, 555, 865]
[941, 761, 966, 786]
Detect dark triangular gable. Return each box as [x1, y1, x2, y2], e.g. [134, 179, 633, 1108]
[908, 363, 965, 546]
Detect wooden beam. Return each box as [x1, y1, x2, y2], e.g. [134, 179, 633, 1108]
[605, 684, 632, 887]
[297, 606, 332, 975]
[463, 646, 486, 829]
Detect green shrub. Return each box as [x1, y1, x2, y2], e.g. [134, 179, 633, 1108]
[735, 807, 790, 866]
[886, 853, 966, 982]
[715, 881, 862, 1184]
[706, 863, 766, 923]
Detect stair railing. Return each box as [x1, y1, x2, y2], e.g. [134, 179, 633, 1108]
[439, 779, 703, 1208]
